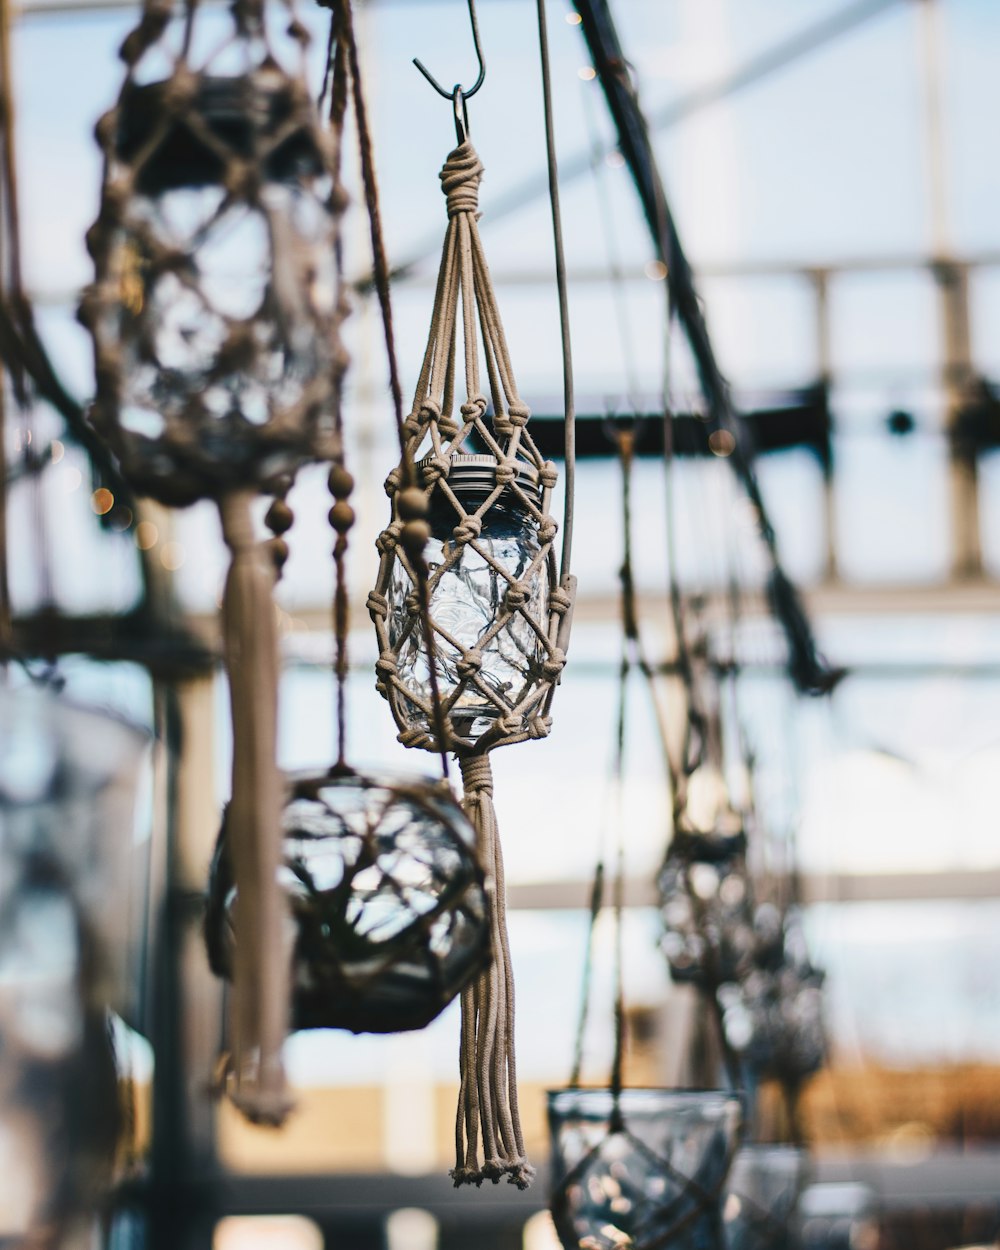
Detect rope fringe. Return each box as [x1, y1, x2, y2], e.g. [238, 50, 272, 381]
[453, 754, 534, 1189]
[219, 490, 291, 1126]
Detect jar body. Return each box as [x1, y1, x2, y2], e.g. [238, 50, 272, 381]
[547, 1088, 742, 1250]
[388, 490, 546, 745]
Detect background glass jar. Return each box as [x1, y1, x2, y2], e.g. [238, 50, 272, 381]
[547, 1087, 743, 1250]
[388, 455, 548, 746]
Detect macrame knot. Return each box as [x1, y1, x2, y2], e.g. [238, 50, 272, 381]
[460, 394, 489, 420]
[453, 515, 482, 544]
[440, 141, 484, 218]
[493, 411, 513, 437]
[504, 584, 529, 611]
[506, 402, 530, 428]
[375, 653, 398, 679]
[460, 752, 494, 797]
[494, 462, 515, 487]
[456, 653, 483, 679]
[398, 726, 432, 749]
[376, 521, 402, 554]
[527, 716, 552, 740]
[403, 412, 423, 438]
[421, 457, 448, 486]
[498, 712, 525, 737]
[404, 590, 421, 615]
[420, 396, 443, 421]
[366, 590, 388, 620]
[538, 516, 558, 544]
[539, 460, 559, 490]
[383, 467, 401, 497]
[161, 64, 198, 111]
[548, 586, 573, 615]
[542, 648, 567, 679]
[438, 414, 460, 438]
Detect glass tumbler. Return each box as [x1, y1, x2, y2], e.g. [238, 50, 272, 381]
[547, 1088, 743, 1250]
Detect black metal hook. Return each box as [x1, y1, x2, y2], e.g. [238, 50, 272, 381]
[413, 0, 485, 141]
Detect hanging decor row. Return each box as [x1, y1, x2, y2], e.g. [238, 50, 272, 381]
[81, 0, 348, 1123]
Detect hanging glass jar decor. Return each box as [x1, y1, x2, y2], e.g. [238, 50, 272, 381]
[366, 86, 577, 1184]
[0, 685, 146, 1245]
[205, 768, 490, 1034]
[718, 907, 826, 1085]
[81, 0, 346, 1125]
[81, 28, 340, 507]
[548, 1089, 743, 1250]
[658, 827, 756, 990]
[722, 1144, 808, 1250]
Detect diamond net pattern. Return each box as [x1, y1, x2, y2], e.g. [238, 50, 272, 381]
[81, 0, 344, 506]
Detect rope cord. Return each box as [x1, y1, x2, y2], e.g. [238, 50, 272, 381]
[335, 0, 451, 779]
[323, 11, 352, 771]
[534, 0, 576, 581]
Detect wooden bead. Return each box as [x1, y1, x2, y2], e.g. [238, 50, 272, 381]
[397, 487, 428, 522]
[328, 501, 356, 534]
[265, 498, 294, 535]
[328, 465, 354, 499]
[269, 537, 289, 569]
[401, 519, 431, 557]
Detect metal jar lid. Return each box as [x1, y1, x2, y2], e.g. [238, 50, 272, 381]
[422, 453, 541, 508]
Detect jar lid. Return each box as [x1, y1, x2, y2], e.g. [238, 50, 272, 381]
[117, 72, 326, 194]
[422, 453, 541, 507]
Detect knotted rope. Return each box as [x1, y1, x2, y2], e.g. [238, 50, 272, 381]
[454, 753, 534, 1190]
[219, 490, 291, 1125]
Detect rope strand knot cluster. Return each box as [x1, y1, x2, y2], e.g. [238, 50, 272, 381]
[440, 141, 484, 218]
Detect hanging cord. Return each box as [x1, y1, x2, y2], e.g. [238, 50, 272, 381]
[534, 0, 575, 580]
[323, 11, 354, 772]
[334, 0, 451, 779]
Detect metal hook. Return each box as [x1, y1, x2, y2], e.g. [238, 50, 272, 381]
[413, 0, 486, 123]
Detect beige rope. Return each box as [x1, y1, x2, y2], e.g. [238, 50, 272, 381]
[454, 754, 534, 1189]
[219, 490, 291, 1126]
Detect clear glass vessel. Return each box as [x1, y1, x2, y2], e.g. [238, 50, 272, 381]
[659, 831, 756, 988]
[206, 768, 490, 1034]
[87, 70, 337, 504]
[722, 1145, 808, 1250]
[388, 455, 547, 745]
[547, 1088, 743, 1250]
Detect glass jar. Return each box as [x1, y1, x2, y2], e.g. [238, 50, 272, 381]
[388, 455, 547, 746]
[205, 769, 490, 1034]
[86, 69, 337, 504]
[659, 831, 756, 988]
[547, 1088, 743, 1250]
[722, 1145, 808, 1250]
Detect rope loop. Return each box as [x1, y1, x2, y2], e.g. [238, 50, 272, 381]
[542, 648, 566, 679]
[453, 515, 482, 544]
[506, 402, 530, 428]
[459, 752, 494, 796]
[538, 516, 558, 544]
[494, 462, 515, 487]
[461, 393, 489, 420]
[548, 585, 572, 615]
[375, 521, 402, 554]
[456, 652, 483, 679]
[366, 590, 388, 620]
[539, 460, 559, 489]
[504, 584, 528, 611]
[440, 140, 484, 218]
[527, 716, 551, 740]
[421, 456, 449, 485]
[398, 726, 433, 749]
[375, 653, 398, 679]
[383, 467, 401, 497]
